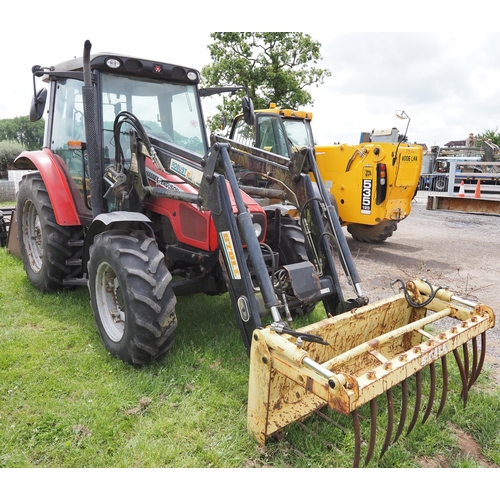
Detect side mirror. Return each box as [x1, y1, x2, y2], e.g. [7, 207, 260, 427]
[30, 87, 47, 122]
[242, 96, 255, 126]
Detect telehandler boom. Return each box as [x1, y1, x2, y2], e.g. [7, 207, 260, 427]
[10, 41, 494, 466]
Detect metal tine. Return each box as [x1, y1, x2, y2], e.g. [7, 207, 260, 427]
[453, 348, 469, 407]
[406, 370, 422, 436]
[296, 421, 342, 454]
[467, 337, 479, 390]
[380, 388, 394, 459]
[274, 431, 307, 459]
[469, 332, 487, 388]
[352, 409, 361, 468]
[393, 379, 408, 444]
[463, 343, 470, 381]
[422, 363, 436, 424]
[314, 409, 349, 433]
[436, 355, 449, 418]
[364, 399, 377, 466]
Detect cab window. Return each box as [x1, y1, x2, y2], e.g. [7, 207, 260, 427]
[231, 118, 255, 147]
[101, 73, 207, 162]
[50, 78, 87, 198]
[256, 116, 288, 157]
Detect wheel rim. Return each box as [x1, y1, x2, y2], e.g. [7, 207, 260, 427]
[94, 261, 126, 343]
[22, 199, 43, 272]
[435, 178, 446, 191]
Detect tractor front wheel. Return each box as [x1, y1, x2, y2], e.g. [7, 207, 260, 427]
[88, 229, 177, 365]
[347, 220, 398, 244]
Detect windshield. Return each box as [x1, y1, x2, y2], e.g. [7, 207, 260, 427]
[101, 73, 207, 160]
[283, 119, 314, 150]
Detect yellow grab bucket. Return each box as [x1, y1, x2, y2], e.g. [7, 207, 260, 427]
[247, 279, 495, 466]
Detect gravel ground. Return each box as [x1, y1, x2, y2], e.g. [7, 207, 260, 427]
[341, 192, 500, 382]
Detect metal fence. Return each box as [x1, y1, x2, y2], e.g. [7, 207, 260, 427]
[417, 162, 500, 196]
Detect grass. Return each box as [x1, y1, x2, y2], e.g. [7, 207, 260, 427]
[1, 246, 500, 468]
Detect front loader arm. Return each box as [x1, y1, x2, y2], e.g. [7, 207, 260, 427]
[212, 136, 367, 313]
[199, 143, 281, 350]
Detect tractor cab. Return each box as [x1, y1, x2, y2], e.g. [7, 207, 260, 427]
[29, 53, 208, 218]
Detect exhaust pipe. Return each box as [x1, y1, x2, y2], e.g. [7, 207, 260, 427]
[82, 40, 103, 217]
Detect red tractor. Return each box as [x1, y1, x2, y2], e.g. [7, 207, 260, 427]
[13, 41, 366, 364]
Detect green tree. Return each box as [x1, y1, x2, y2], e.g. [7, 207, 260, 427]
[477, 127, 500, 147]
[201, 32, 331, 132]
[0, 140, 24, 175]
[0, 116, 44, 150]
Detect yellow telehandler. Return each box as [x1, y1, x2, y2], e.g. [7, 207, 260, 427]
[229, 104, 422, 243]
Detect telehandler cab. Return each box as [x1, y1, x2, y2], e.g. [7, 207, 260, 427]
[11, 41, 494, 466]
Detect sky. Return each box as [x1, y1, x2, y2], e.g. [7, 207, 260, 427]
[1, 2, 500, 149]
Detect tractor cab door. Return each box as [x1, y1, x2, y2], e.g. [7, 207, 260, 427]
[255, 115, 289, 157]
[48, 77, 90, 210]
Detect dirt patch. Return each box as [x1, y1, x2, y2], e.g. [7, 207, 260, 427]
[418, 454, 450, 468]
[418, 424, 497, 468]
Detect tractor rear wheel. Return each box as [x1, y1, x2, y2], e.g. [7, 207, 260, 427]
[88, 229, 177, 365]
[347, 220, 398, 244]
[17, 172, 84, 291]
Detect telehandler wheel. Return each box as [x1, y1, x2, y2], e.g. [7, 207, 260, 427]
[267, 214, 318, 317]
[17, 172, 84, 292]
[88, 229, 177, 365]
[347, 220, 398, 244]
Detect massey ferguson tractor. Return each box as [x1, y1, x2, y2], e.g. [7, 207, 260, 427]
[12, 41, 494, 466]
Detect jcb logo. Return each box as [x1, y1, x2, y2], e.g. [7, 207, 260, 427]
[361, 167, 373, 214]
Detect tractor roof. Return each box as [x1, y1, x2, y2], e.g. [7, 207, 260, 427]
[44, 53, 200, 85]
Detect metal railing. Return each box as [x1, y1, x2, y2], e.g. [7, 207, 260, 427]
[418, 159, 500, 195]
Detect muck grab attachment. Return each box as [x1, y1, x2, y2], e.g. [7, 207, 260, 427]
[248, 278, 494, 467]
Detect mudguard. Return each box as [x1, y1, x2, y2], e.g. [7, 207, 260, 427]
[14, 149, 81, 226]
[81, 211, 154, 273]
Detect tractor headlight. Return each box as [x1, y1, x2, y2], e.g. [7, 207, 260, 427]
[252, 212, 266, 242]
[105, 57, 122, 69]
[240, 213, 266, 245]
[253, 222, 263, 239]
